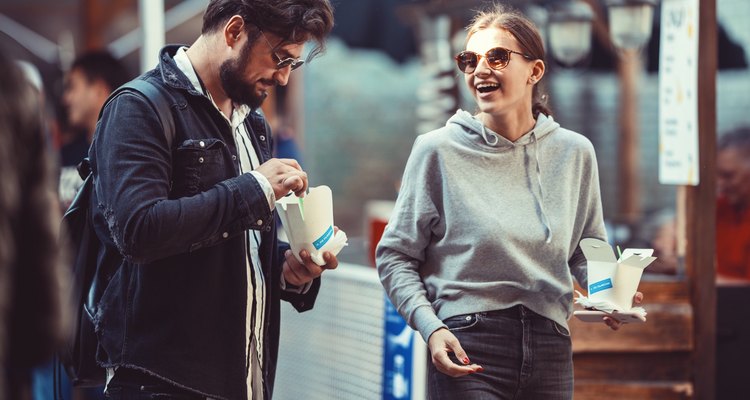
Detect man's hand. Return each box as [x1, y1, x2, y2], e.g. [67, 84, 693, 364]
[604, 291, 644, 330]
[427, 328, 483, 377]
[282, 249, 339, 287]
[255, 158, 308, 198]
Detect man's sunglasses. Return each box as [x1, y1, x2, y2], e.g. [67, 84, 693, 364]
[454, 47, 533, 74]
[260, 31, 305, 71]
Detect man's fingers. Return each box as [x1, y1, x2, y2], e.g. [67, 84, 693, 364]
[281, 172, 308, 197]
[283, 250, 306, 285]
[255, 158, 308, 198]
[277, 158, 302, 170]
[282, 175, 303, 192]
[322, 252, 338, 270]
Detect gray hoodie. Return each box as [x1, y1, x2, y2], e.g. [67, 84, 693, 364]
[376, 110, 607, 342]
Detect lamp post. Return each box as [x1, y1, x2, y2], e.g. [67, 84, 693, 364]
[605, 0, 659, 50]
[546, 0, 658, 62]
[547, 1, 594, 66]
[547, 0, 658, 224]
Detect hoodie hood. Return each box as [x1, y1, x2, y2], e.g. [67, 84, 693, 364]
[447, 109, 560, 243]
[447, 109, 560, 148]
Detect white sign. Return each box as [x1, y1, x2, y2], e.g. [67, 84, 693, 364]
[659, 0, 700, 185]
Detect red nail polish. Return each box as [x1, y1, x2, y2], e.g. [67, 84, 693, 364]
[463, 357, 470, 364]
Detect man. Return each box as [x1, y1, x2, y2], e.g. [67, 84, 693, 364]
[89, 1, 336, 399]
[59, 51, 128, 209]
[716, 126, 750, 281]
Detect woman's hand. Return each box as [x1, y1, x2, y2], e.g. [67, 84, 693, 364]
[427, 328, 483, 377]
[604, 291, 644, 330]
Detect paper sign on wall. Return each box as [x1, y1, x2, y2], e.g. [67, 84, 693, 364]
[658, 0, 700, 186]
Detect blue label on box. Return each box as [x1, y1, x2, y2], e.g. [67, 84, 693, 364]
[589, 278, 613, 294]
[312, 226, 334, 250]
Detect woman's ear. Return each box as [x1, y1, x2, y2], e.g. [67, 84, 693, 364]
[223, 15, 245, 47]
[528, 59, 545, 84]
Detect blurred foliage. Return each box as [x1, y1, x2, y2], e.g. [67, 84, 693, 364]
[304, 38, 421, 236]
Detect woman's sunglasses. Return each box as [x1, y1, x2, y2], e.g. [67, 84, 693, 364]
[454, 47, 533, 74]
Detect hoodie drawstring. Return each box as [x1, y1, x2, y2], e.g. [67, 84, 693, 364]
[530, 132, 553, 243]
[480, 124, 499, 146]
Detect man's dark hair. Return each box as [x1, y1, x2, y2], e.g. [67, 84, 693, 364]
[718, 126, 750, 155]
[70, 51, 129, 92]
[201, 0, 334, 60]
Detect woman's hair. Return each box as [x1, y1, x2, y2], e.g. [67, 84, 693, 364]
[201, 0, 334, 60]
[465, 4, 552, 118]
[0, 49, 68, 398]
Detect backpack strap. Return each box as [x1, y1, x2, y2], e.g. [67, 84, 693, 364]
[100, 78, 176, 149]
[80, 79, 176, 181]
[58, 79, 178, 390]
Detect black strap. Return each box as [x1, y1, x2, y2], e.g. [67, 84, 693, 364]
[55, 79, 177, 399]
[100, 78, 175, 148]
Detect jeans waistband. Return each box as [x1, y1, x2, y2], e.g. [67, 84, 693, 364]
[480, 305, 545, 319]
[109, 368, 207, 399]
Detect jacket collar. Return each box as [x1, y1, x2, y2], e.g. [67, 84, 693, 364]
[157, 45, 205, 97]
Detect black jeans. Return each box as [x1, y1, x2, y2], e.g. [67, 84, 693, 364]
[104, 369, 207, 400]
[428, 305, 573, 400]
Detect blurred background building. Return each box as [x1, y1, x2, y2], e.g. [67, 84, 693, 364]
[1, 0, 747, 243]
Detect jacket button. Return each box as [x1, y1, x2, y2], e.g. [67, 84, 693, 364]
[232, 155, 237, 161]
[256, 219, 263, 226]
[259, 135, 266, 141]
[222, 232, 229, 238]
[198, 157, 204, 163]
[199, 141, 205, 148]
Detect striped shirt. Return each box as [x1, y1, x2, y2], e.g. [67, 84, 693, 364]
[174, 47, 273, 399]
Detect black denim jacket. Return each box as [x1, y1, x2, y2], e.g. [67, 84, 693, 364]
[89, 45, 319, 400]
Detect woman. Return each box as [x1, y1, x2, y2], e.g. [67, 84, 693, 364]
[0, 49, 68, 400]
[376, 5, 638, 399]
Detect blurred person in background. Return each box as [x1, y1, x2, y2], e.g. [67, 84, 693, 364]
[716, 126, 750, 282]
[30, 50, 127, 400]
[0, 48, 69, 400]
[377, 5, 641, 400]
[58, 51, 129, 210]
[88, 1, 337, 399]
[628, 209, 679, 276]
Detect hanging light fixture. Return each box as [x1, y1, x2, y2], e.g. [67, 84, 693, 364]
[605, 0, 659, 50]
[547, 0, 594, 66]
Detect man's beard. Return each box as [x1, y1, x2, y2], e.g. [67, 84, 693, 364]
[219, 41, 269, 110]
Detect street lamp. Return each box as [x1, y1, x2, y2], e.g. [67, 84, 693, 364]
[547, 0, 659, 65]
[547, 0, 595, 65]
[605, 0, 658, 49]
